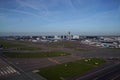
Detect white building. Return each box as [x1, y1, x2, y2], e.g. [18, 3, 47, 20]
[54, 35, 61, 40]
[72, 35, 79, 39]
[32, 40, 37, 42]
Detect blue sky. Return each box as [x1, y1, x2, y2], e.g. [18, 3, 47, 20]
[0, 0, 120, 35]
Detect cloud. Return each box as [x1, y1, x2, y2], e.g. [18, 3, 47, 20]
[16, 0, 40, 10]
[16, 0, 77, 14]
[12, 9, 40, 17]
[0, 8, 40, 17]
[16, 0, 49, 16]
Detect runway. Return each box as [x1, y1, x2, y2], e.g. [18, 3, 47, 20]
[69, 62, 120, 80]
[0, 55, 44, 80]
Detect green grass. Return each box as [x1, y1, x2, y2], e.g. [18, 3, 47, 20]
[3, 51, 71, 58]
[0, 40, 25, 48]
[46, 41, 77, 48]
[37, 58, 105, 80]
[59, 41, 76, 47]
[78, 58, 106, 65]
[0, 40, 41, 50]
[106, 48, 120, 50]
[16, 47, 41, 50]
[74, 48, 89, 52]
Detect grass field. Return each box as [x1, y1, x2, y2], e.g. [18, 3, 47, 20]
[0, 40, 25, 48]
[3, 51, 71, 58]
[0, 40, 42, 50]
[16, 47, 41, 50]
[37, 58, 105, 80]
[106, 48, 120, 50]
[74, 48, 89, 52]
[44, 41, 80, 48]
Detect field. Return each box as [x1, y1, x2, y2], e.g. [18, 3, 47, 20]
[0, 39, 119, 80]
[15, 47, 41, 50]
[0, 40, 41, 50]
[35, 41, 95, 49]
[74, 48, 89, 52]
[0, 40, 94, 50]
[0, 40, 25, 48]
[37, 58, 105, 80]
[3, 51, 71, 58]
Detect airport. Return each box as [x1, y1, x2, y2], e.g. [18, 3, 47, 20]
[0, 0, 120, 80]
[0, 35, 120, 80]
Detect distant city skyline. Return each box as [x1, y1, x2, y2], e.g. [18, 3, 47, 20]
[0, 0, 120, 35]
[0, 32, 120, 36]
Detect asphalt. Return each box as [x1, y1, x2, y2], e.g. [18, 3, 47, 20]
[0, 50, 46, 80]
[6, 47, 120, 72]
[69, 62, 120, 80]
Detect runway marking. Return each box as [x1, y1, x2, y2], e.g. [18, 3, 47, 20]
[1, 68, 8, 75]
[48, 58, 61, 64]
[5, 67, 11, 74]
[0, 70, 4, 75]
[7, 66, 15, 73]
[0, 66, 20, 77]
[6, 66, 13, 73]
[9, 66, 17, 73]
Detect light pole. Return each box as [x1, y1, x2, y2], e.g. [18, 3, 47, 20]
[68, 31, 71, 40]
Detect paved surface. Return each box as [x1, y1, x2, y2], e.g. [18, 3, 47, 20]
[0, 51, 46, 80]
[69, 62, 120, 80]
[6, 48, 120, 72]
[0, 58, 20, 80]
[7, 55, 82, 71]
[0, 57, 33, 80]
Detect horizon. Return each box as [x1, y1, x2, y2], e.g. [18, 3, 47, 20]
[0, 0, 120, 35]
[0, 32, 120, 36]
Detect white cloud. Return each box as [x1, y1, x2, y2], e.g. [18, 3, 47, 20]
[0, 8, 40, 17]
[15, 0, 77, 16]
[16, 0, 49, 16]
[16, 0, 40, 10]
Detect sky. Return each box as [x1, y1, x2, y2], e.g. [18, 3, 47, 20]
[0, 0, 120, 35]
